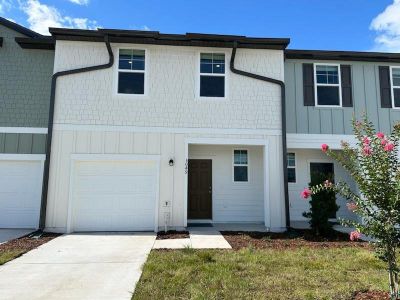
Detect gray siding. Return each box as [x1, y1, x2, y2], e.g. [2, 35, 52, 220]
[285, 59, 400, 134]
[0, 25, 54, 128]
[0, 133, 46, 154]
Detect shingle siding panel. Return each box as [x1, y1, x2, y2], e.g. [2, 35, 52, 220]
[0, 25, 53, 128]
[54, 41, 284, 130]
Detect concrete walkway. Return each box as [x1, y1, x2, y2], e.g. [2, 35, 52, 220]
[0, 233, 155, 300]
[0, 229, 34, 244]
[153, 227, 231, 249]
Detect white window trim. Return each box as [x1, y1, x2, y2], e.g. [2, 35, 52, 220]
[232, 148, 249, 183]
[287, 152, 297, 184]
[390, 66, 400, 109]
[114, 47, 148, 97]
[314, 63, 342, 108]
[197, 51, 229, 101]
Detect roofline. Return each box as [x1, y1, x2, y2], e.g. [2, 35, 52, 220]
[285, 49, 400, 63]
[0, 17, 41, 38]
[49, 27, 290, 50]
[15, 37, 55, 50]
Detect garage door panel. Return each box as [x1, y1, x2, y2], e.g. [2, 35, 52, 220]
[72, 159, 157, 232]
[0, 160, 42, 228]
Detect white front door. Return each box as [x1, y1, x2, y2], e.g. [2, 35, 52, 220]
[71, 159, 158, 232]
[0, 160, 43, 228]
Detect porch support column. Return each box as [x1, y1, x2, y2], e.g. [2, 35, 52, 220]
[263, 142, 271, 229]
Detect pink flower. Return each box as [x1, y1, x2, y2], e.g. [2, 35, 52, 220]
[350, 230, 361, 241]
[301, 188, 312, 199]
[362, 136, 370, 145]
[381, 139, 388, 146]
[384, 143, 395, 152]
[376, 132, 385, 139]
[346, 202, 358, 211]
[363, 146, 372, 156]
[355, 121, 362, 127]
[321, 144, 329, 153]
[324, 180, 333, 188]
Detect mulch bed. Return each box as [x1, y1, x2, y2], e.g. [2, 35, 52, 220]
[0, 232, 61, 252]
[221, 229, 369, 250]
[352, 290, 389, 300]
[157, 230, 190, 240]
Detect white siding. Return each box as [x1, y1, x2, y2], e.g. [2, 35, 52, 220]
[53, 41, 283, 130]
[189, 145, 264, 223]
[288, 149, 358, 221]
[46, 40, 286, 232]
[46, 130, 286, 232]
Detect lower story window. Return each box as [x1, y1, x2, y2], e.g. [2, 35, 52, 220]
[287, 153, 296, 183]
[118, 72, 144, 94]
[233, 149, 248, 182]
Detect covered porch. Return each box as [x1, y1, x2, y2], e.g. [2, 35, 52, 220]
[183, 137, 286, 232]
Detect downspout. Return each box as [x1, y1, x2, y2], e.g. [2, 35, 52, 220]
[230, 41, 290, 229]
[38, 35, 114, 230]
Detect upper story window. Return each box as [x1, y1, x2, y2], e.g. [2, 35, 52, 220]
[200, 53, 225, 98]
[117, 49, 145, 95]
[391, 67, 400, 108]
[233, 149, 248, 182]
[287, 153, 296, 183]
[314, 64, 342, 107]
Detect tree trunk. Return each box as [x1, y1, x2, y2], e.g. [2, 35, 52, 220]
[388, 245, 399, 300]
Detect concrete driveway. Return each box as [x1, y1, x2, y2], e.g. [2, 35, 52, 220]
[0, 233, 156, 300]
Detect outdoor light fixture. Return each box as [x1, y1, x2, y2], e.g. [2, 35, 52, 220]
[169, 158, 174, 166]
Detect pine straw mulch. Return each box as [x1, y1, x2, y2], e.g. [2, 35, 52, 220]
[156, 230, 190, 240]
[221, 229, 369, 250]
[0, 232, 61, 253]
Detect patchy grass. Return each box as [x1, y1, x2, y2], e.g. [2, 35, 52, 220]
[0, 233, 60, 265]
[0, 250, 26, 265]
[133, 247, 387, 300]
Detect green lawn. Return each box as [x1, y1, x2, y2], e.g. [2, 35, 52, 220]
[0, 250, 25, 265]
[133, 247, 387, 300]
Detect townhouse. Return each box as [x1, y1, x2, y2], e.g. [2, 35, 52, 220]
[2, 19, 400, 232]
[0, 17, 54, 229]
[43, 28, 288, 233]
[285, 50, 400, 223]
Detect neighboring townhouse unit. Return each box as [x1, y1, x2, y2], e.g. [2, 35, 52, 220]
[0, 17, 54, 229]
[284, 49, 400, 223]
[43, 28, 289, 233]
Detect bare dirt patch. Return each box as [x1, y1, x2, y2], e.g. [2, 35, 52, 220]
[221, 230, 368, 250]
[156, 230, 189, 240]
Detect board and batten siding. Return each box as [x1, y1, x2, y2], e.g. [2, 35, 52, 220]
[285, 59, 400, 135]
[46, 129, 286, 232]
[189, 145, 264, 223]
[0, 133, 46, 154]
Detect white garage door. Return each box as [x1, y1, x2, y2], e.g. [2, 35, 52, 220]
[72, 160, 158, 232]
[0, 160, 43, 228]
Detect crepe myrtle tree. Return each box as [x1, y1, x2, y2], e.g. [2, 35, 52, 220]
[301, 117, 400, 299]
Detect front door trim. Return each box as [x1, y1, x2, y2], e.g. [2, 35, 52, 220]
[184, 138, 270, 228]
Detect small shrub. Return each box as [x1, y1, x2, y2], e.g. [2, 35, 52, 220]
[303, 171, 339, 236]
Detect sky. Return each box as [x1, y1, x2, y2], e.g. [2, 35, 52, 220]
[1, 0, 400, 52]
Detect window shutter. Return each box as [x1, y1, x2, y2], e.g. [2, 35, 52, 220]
[379, 66, 392, 108]
[340, 65, 353, 107]
[303, 63, 315, 106]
